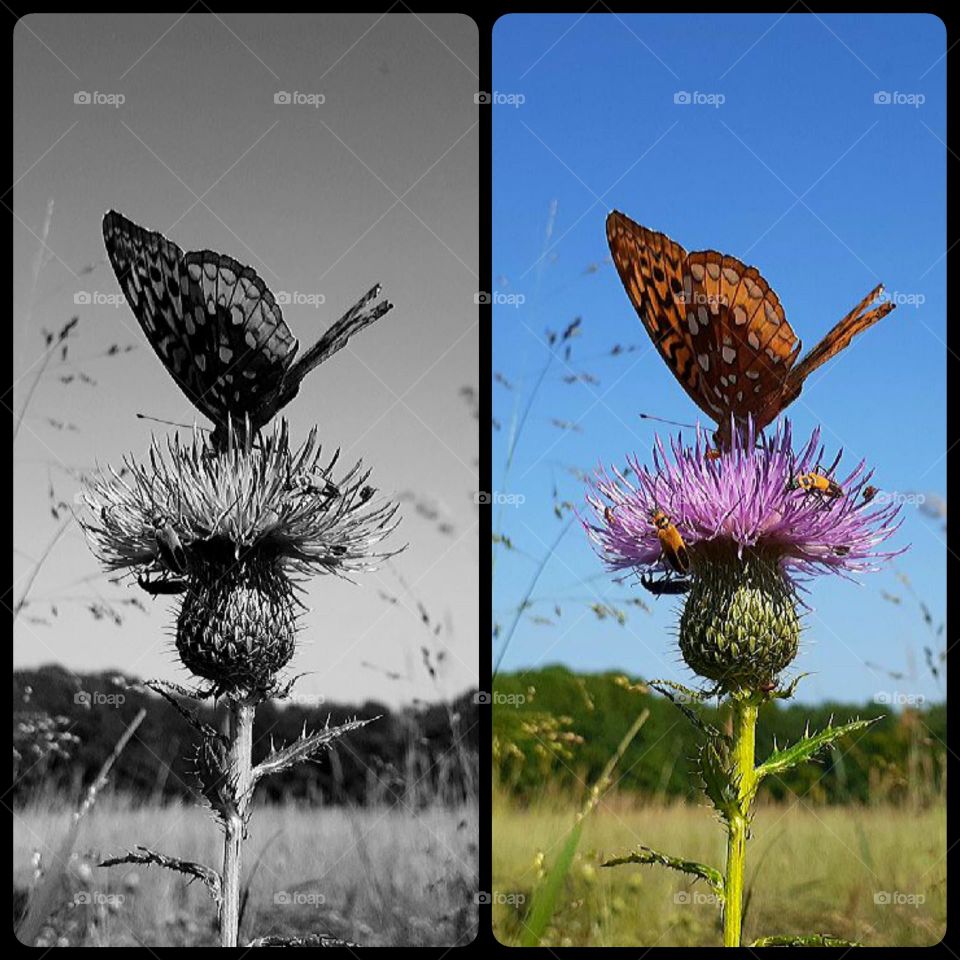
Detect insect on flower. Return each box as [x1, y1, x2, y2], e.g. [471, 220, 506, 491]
[608, 210, 896, 451]
[137, 572, 187, 596]
[640, 571, 692, 596]
[154, 520, 187, 575]
[788, 469, 843, 500]
[862, 485, 879, 503]
[650, 507, 690, 574]
[604, 506, 615, 525]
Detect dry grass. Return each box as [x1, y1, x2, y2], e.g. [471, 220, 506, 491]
[493, 790, 945, 947]
[15, 796, 478, 947]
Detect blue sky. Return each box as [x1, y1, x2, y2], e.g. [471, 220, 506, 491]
[492, 13, 946, 705]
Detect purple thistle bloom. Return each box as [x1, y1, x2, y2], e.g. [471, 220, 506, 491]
[585, 418, 905, 584]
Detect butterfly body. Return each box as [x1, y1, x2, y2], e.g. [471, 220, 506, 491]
[650, 508, 690, 574]
[606, 210, 895, 448]
[103, 211, 392, 449]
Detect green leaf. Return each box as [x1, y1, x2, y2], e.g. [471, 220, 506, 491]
[519, 819, 583, 947]
[697, 736, 739, 819]
[767, 673, 810, 701]
[651, 681, 726, 740]
[749, 934, 861, 946]
[602, 845, 725, 901]
[755, 717, 880, 782]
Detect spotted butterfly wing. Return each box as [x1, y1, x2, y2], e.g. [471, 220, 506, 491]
[103, 211, 392, 446]
[103, 211, 295, 434]
[606, 210, 895, 446]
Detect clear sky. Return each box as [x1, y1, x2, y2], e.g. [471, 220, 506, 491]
[13, 13, 478, 708]
[492, 13, 946, 705]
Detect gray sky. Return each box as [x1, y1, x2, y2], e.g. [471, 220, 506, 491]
[13, 13, 479, 707]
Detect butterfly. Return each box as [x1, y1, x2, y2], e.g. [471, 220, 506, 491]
[606, 210, 895, 449]
[103, 211, 393, 449]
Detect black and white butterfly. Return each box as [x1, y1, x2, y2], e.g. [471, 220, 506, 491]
[103, 210, 393, 449]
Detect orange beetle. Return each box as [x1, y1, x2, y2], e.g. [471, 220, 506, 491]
[650, 508, 690, 574]
[788, 469, 843, 500]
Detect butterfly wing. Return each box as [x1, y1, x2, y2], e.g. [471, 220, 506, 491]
[103, 211, 298, 432]
[606, 211, 715, 420]
[781, 283, 895, 407]
[266, 283, 393, 420]
[684, 249, 802, 435]
[180, 248, 297, 429]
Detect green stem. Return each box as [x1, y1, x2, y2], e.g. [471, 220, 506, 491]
[723, 695, 758, 947]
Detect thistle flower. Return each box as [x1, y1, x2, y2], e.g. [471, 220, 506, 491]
[584, 418, 904, 691]
[82, 420, 402, 697]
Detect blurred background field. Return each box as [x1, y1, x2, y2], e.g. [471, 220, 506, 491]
[13, 666, 479, 947]
[493, 787, 945, 947]
[15, 796, 477, 947]
[491, 667, 945, 947]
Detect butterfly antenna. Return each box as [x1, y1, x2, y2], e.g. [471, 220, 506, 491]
[639, 413, 697, 430]
[136, 413, 209, 433]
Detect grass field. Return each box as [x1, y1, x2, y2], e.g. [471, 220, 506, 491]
[15, 796, 478, 947]
[493, 790, 945, 947]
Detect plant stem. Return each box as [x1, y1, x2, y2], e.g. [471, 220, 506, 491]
[723, 695, 758, 947]
[220, 699, 255, 947]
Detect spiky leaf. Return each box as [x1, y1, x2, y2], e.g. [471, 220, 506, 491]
[602, 845, 725, 901]
[756, 717, 879, 783]
[749, 934, 860, 947]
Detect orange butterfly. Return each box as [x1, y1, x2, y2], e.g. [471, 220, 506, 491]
[607, 210, 896, 449]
